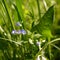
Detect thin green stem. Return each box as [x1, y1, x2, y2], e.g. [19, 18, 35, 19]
[36, 0, 41, 20]
[48, 37, 51, 60]
[34, 38, 60, 60]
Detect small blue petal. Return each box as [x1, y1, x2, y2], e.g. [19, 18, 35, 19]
[16, 30, 21, 34]
[16, 22, 22, 26]
[11, 29, 26, 35]
[11, 30, 16, 34]
[21, 29, 26, 35]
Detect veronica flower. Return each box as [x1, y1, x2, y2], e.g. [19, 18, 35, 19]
[16, 22, 22, 26]
[12, 29, 26, 35]
[20, 29, 26, 35]
[16, 30, 21, 34]
[11, 30, 16, 34]
[16, 29, 26, 35]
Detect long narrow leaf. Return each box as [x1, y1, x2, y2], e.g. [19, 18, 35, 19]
[15, 0, 24, 21]
[2, 0, 15, 30]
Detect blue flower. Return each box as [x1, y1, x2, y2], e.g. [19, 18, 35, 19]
[16, 30, 22, 34]
[11, 29, 26, 35]
[21, 29, 26, 35]
[16, 22, 22, 26]
[11, 30, 16, 34]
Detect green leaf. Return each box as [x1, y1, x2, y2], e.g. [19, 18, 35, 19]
[2, 0, 15, 30]
[32, 5, 54, 38]
[15, 0, 24, 21]
[12, 4, 22, 22]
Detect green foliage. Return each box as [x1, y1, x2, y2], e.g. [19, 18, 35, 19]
[32, 6, 54, 38]
[0, 0, 60, 60]
[15, 0, 24, 21]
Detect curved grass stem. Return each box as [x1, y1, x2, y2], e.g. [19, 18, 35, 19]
[34, 38, 60, 60]
[48, 37, 51, 60]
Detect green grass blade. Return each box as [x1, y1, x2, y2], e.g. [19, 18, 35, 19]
[51, 44, 60, 51]
[2, 0, 15, 30]
[12, 4, 22, 22]
[15, 0, 24, 21]
[36, 0, 41, 20]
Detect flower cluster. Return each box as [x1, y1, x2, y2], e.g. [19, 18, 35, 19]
[11, 22, 26, 35]
[12, 29, 26, 35]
